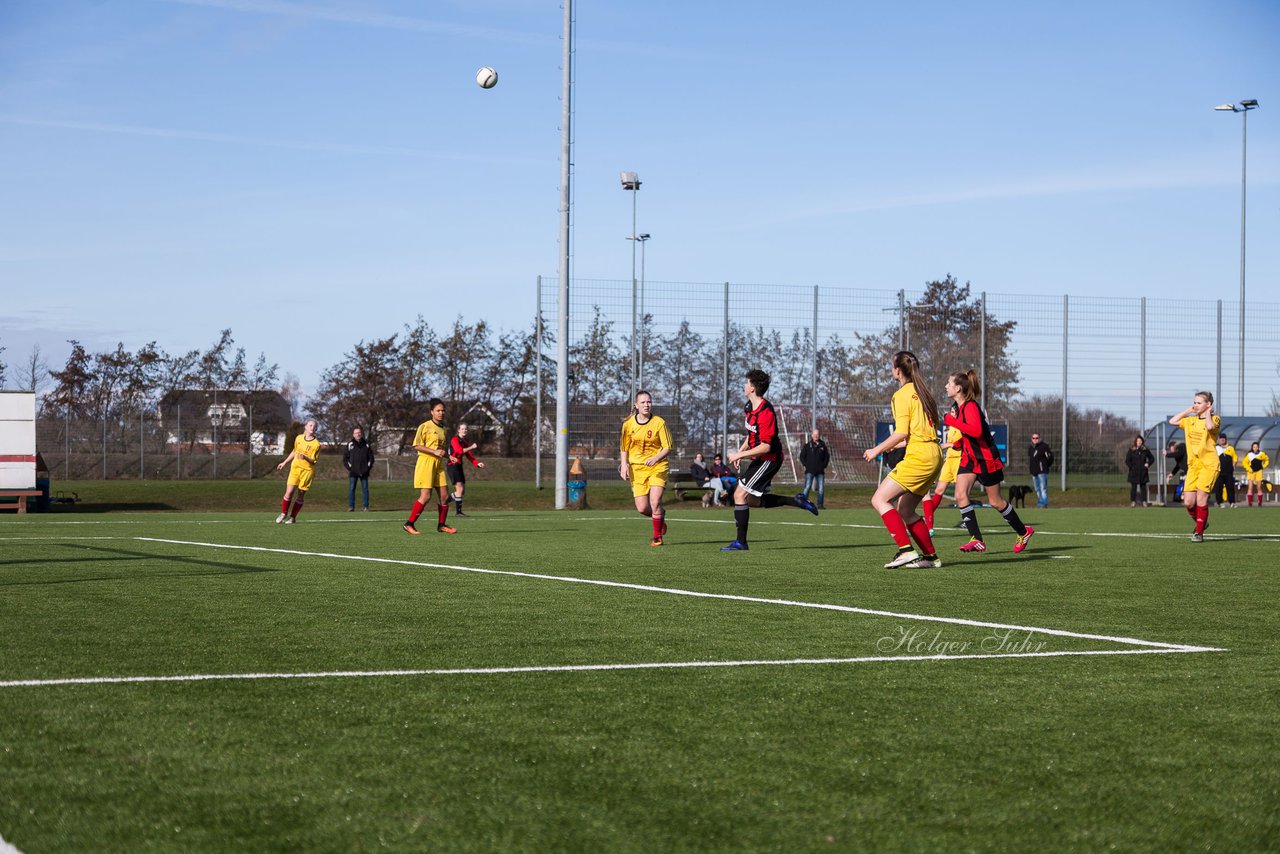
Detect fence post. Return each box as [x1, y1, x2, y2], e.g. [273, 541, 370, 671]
[898, 289, 907, 350]
[102, 413, 107, 480]
[810, 285, 818, 432]
[535, 274, 543, 489]
[1061, 294, 1069, 493]
[64, 408, 69, 480]
[721, 281, 730, 456]
[177, 404, 182, 480]
[248, 402, 254, 479]
[213, 389, 219, 481]
[1215, 299, 1222, 410]
[979, 291, 987, 413]
[1139, 297, 1147, 435]
[140, 408, 144, 480]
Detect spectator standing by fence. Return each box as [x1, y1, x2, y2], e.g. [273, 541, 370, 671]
[1244, 442, 1269, 506]
[1215, 434, 1238, 508]
[1124, 435, 1154, 507]
[799, 428, 831, 510]
[343, 426, 374, 512]
[1029, 432, 1054, 508]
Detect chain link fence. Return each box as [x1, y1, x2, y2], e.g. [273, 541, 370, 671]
[537, 277, 1280, 488]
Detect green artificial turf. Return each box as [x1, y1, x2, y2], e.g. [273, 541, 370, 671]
[1, 503, 1276, 852]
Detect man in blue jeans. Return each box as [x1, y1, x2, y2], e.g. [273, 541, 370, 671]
[799, 428, 830, 510]
[343, 426, 375, 511]
[1029, 432, 1054, 508]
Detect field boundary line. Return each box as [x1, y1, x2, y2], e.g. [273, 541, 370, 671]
[134, 537, 1224, 653]
[0, 648, 1206, 689]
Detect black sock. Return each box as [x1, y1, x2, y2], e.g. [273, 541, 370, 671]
[455, 498, 463, 513]
[1000, 504, 1027, 536]
[761, 493, 797, 509]
[960, 506, 983, 540]
[734, 505, 750, 544]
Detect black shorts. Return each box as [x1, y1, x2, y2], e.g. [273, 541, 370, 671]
[446, 464, 465, 484]
[959, 463, 1005, 488]
[738, 458, 782, 497]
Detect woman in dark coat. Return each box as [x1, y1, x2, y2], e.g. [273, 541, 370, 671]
[1124, 435, 1155, 507]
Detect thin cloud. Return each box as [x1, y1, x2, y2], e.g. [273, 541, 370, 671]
[0, 115, 541, 165]
[766, 163, 1271, 224]
[158, 0, 552, 46]
[157, 0, 731, 62]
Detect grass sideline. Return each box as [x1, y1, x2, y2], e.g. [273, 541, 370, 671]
[30, 478, 1162, 513]
[3, 504, 1277, 851]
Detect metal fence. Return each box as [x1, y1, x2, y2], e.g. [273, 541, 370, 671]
[537, 277, 1280, 488]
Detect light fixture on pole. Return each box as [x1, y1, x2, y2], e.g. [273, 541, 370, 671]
[629, 232, 651, 386]
[620, 172, 641, 402]
[1214, 99, 1258, 416]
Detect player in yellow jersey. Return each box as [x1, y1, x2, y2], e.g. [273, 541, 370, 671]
[1244, 442, 1269, 507]
[862, 351, 944, 568]
[619, 390, 673, 546]
[1168, 391, 1219, 542]
[403, 399, 456, 535]
[921, 423, 962, 534]
[276, 419, 320, 524]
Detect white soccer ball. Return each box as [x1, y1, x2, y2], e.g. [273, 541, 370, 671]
[476, 67, 498, 89]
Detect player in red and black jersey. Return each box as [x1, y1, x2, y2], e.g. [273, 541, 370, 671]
[943, 370, 1033, 554]
[720, 369, 818, 551]
[446, 423, 485, 516]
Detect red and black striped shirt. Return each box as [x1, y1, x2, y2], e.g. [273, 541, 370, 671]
[745, 398, 783, 463]
[944, 399, 1003, 475]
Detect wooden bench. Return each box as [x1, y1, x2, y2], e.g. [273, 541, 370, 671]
[0, 489, 42, 514]
[671, 479, 736, 506]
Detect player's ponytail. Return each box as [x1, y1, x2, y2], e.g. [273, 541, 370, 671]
[947, 370, 982, 405]
[893, 351, 940, 430]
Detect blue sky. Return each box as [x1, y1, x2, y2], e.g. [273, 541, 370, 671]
[2, 0, 1277, 396]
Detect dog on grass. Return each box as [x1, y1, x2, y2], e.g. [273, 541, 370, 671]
[1007, 484, 1032, 508]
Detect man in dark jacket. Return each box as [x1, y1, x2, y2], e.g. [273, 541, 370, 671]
[799, 429, 831, 510]
[343, 426, 375, 511]
[1029, 432, 1054, 508]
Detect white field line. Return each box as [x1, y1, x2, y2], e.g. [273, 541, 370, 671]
[0, 832, 23, 854]
[0, 648, 1200, 690]
[134, 538, 1222, 653]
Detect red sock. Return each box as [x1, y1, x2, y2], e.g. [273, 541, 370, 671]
[1186, 504, 1197, 519]
[408, 500, 425, 524]
[880, 509, 912, 548]
[290, 501, 302, 519]
[437, 504, 449, 527]
[907, 518, 936, 556]
[652, 515, 663, 537]
[922, 494, 937, 531]
[281, 498, 290, 515]
[1195, 505, 1208, 535]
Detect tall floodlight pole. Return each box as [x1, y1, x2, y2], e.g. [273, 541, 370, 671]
[1215, 99, 1258, 416]
[621, 172, 641, 402]
[555, 0, 574, 509]
[634, 233, 650, 387]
